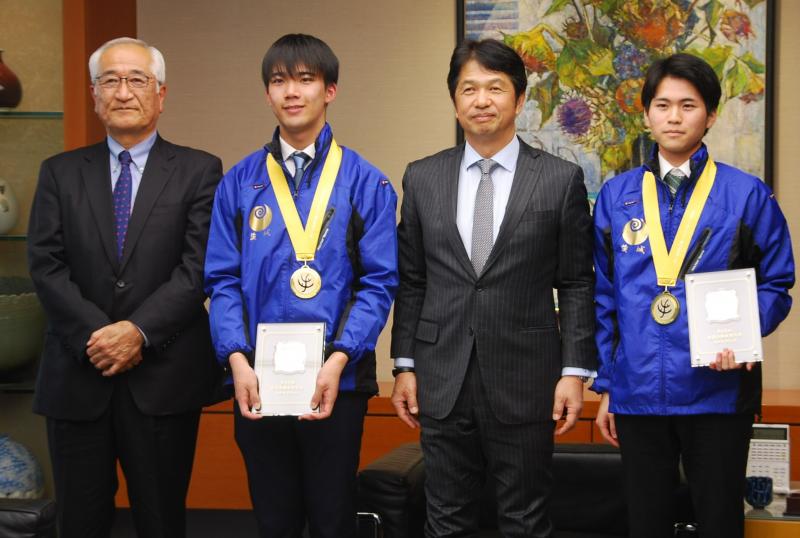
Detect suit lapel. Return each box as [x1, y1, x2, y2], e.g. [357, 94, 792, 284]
[439, 145, 476, 278]
[480, 140, 543, 276]
[82, 142, 119, 270]
[119, 136, 176, 271]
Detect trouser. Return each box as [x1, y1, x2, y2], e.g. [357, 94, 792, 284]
[615, 413, 753, 538]
[420, 355, 555, 538]
[47, 377, 201, 538]
[235, 391, 369, 538]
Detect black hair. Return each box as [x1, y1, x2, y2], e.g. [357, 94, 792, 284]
[447, 39, 527, 101]
[641, 53, 721, 113]
[261, 33, 339, 87]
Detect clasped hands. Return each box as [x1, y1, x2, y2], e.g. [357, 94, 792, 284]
[86, 320, 144, 376]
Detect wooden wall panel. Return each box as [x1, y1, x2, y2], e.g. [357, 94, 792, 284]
[113, 390, 800, 509]
[554, 420, 592, 444]
[63, 0, 137, 150]
[361, 416, 421, 469]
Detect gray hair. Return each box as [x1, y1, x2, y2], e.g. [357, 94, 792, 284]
[88, 37, 166, 88]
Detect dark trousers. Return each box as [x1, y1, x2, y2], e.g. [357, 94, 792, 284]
[46, 377, 201, 538]
[615, 413, 753, 538]
[419, 357, 555, 538]
[234, 391, 369, 538]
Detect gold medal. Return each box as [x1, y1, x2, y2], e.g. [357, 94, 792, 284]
[643, 159, 717, 326]
[265, 139, 342, 301]
[651, 289, 680, 324]
[290, 264, 322, 299]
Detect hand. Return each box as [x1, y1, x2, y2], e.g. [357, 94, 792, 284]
[708, 348, 755, 372]
[230, 352, 262, 420]
[595, 392, 619, 447]
[391, 372, 420, 429]
[300, 351, 348, 421]
[553, 375, 584, 435]
[86, 321, 144, 377]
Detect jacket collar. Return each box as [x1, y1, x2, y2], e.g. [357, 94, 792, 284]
[644, 143, 709, 181]
[265, 123, 333, 162]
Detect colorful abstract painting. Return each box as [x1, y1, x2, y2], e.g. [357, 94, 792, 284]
[462, 0, 772, 199]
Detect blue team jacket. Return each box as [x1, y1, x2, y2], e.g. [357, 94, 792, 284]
[591, 145, 794, 415]
[204, 124, 398, 394]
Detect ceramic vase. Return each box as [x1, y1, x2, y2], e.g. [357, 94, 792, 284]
[0, 178, 19, 234]
[0, 277, 46, 373]
[0, 49, 23, 108]
[0, 434, 45, 499]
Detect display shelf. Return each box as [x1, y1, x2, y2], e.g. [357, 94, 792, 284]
[0, 110, 63, 118]
[0, 235, 27, 241]
[0, 359, 38, 393]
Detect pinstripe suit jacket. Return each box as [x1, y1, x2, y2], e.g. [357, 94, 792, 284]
[391, 138, 597, 424]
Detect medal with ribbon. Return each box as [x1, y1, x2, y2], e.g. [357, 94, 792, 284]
[266, 140, 342, 299]
[642, 159, 717, 324]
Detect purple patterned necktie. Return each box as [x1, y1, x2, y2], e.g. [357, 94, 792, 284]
[113, 150, 133, 260]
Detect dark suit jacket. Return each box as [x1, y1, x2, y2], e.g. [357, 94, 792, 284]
[28, 135, 223, 420]
[391, 139, 597, 424]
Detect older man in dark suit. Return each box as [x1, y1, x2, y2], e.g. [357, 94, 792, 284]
[390, 39, 597, 537]
[27, 37, 222, 538]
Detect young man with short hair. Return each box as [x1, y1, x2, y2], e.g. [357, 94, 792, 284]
[593, 53, 794, 538]
[204, 34, 398, 537]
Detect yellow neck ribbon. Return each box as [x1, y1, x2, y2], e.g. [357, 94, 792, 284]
[642, 159, 717, 287]
[266, 140, 342, 261]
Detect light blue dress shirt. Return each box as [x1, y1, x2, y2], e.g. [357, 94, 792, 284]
[106, 130, 158, 345]
[394, 136, 595, 380]
[107, 130, 158, 214]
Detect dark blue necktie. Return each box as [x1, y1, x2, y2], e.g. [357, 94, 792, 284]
[113, 150, 133, 260]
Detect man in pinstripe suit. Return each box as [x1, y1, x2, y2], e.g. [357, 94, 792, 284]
[390, 39, 597, 537]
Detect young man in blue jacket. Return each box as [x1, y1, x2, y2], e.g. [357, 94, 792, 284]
[592, 53, 794, 538]
[204, 34, 398, 537]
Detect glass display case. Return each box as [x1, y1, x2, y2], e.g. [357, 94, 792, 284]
[0, 110, 62, 391]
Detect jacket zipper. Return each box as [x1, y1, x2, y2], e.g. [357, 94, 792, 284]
[662, 182, 673, 409]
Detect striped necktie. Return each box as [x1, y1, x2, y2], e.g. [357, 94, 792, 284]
[664, 168, 686, 198]
[471, 158, 498, 274]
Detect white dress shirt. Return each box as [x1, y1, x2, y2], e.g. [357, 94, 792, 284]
[279, 137, 316, 177]
[658, 153, 691, 183]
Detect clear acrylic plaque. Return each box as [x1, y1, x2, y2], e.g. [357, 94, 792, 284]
[685, 268, 762, 368]
[253, 322, 325, 415]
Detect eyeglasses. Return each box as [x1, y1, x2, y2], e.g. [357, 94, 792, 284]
[94, 74, 153, 90]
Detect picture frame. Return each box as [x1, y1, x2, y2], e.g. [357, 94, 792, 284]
[458, 0, 775, 195]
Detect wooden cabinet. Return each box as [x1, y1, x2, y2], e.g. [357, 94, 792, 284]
[115, 386, 800, 509]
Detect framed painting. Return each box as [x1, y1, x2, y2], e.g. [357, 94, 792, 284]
[458, 0, 775, 197]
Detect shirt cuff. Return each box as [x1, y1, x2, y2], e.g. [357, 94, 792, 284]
[561, 367, 597, 378]
[133, 323, 149, 347]
[394, 357, 415, 368]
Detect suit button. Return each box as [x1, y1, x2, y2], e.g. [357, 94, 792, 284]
[115, 280, 126, 288]
[468, 327, 474, 336]
[475, 285, 484, 292]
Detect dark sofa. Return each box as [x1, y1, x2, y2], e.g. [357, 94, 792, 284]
[0, 498, 56, 538]
[358, 442, 697, 538]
